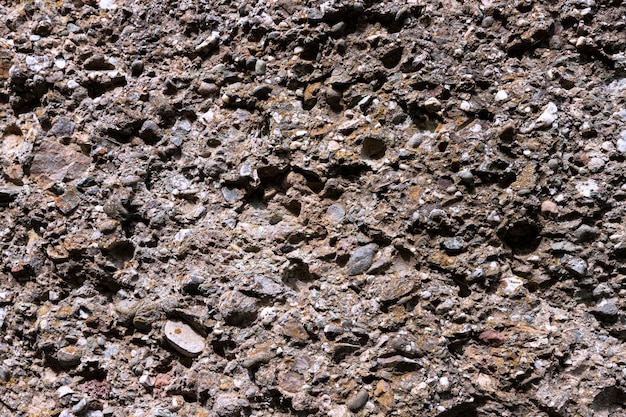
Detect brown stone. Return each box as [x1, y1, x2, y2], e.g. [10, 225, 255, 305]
[30, 140, 90, 183]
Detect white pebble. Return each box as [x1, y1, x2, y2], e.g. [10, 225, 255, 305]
[495, 90, 509, 102]
[535, 102, 558, 128]
[616, 131, 626, 153]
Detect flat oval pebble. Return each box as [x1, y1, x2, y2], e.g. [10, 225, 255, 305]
[164, 320, 205, 357]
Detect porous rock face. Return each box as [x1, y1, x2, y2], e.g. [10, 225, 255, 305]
[1, 0, 626, 416]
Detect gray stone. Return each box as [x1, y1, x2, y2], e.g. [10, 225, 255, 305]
[424, 97, 441, 112]
[346, 389, 368, 411]
[593, 299, 619, 320]
[377, 355, 420, 370]
[326, 87, 342, 109]
[198, 81, 218, 96]
[56, 346, 82, 368]
[346, 243, 378, 275]
[442, 237, 465, 254]
[252, 85, 272, 100]
[457, 169, 474, 186]
[574, 224, 598, 242]
[50, 117, 74, 138]
[218, 291, 258, 325]
[182, 272, 206, 294]
[164, 320, 206, 357]
[326, 204, 345, 223]
[131, 60, 144, 76]
[221, 187, 243, 202]
[330, 21, 347, 38]
[115, 299, 139, 325]
[0, 366, 11, 382]
[254, 59, 266, 75]
[249, 275, 285, 299]
[84, 55, 115, 70]
[617, 131, 626, 153]
[150, 409, 176, 417]
[550, 241, 581, 253]
[139, 120, 161, 142]
[213, 392, 248, 417]
[592, 283, 614, 299]
[564, 257, 588, 277]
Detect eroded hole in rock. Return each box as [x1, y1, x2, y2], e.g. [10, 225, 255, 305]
[381, 46, 404, 68]
[361, 137, 387, 160]
[299, 42, 320, 61]
[300, 170, 325, 193]
[499, 220, 542, 254]
[282, 259, 317, 290]
[211, 338, 237, 359]
[104, 240, 135, 262]
[592, 386, 626, 411]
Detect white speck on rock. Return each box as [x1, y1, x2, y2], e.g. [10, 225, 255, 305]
[575, 179, 599, 198]
[616, 131, 626, 153]
[99, 0, 116, 10]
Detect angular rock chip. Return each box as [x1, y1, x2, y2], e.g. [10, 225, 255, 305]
[218, 290, 258, 325]
[30, 140, 90, 182]
[346, 243, 378, 275]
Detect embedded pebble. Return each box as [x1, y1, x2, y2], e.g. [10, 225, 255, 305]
[164, 320, 206, 357]
[346, 389, 369, 411]
[346, 243, 378, 275]
[56, 346, 82, 368]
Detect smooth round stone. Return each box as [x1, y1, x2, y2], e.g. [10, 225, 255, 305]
[57, 346, 82, 368]
[346, 389, 369, 411]
[326, 204, 345, 222]
[164, 320, 205, 357]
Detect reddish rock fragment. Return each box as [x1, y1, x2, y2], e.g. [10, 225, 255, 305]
[478, 330, 506, 347]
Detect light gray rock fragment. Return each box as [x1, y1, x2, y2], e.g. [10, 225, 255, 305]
[346, 243, 378, 275]
[164, 320, 206, 357]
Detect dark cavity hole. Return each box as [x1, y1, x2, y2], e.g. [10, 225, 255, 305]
[381, 46, 404, 68]
[500, 221, 541, 254]
[361, 137, 387, 160]
[284, 199, 302, 216]
[436, 403, 478, 417]
[104, 240, 135, 262]
[592, 386, 626, 411]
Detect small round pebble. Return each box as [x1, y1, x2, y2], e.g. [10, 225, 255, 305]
[346, 389, 369, 411]
[57, 346, 82, 368]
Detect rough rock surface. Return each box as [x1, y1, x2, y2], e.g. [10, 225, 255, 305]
[1, 0, 626, 416]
